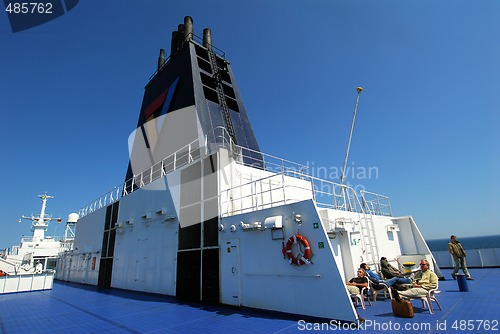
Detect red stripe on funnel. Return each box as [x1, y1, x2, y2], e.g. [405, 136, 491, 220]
[144, 89, 168, 119]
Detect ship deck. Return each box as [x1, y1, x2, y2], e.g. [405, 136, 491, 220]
[0, 268, 498, 333]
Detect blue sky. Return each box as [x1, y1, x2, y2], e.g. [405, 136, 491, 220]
[1, 0, 499, 249]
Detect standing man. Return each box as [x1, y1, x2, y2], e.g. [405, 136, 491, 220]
[448, 235, 474, 280]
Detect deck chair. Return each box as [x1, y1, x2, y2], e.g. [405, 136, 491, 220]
[350, 286, 372, 309]
[349, 276, 373, 309]
[408, 288, 442, 314]
[369, 279, 392, 301]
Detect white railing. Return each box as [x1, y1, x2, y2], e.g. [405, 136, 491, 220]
[433, 248, 500, 268]
[220, 168, 366, 217]
[78, 126, 391, 219]
[360, 190, 393, 216]
[21, 236, 64, 243]
[78, 137, 203, 217]
[0, 270, 54, 294]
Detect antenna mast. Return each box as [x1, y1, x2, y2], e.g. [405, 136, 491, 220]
[20, 193, 61, 242]
[340, 87, 363, 186]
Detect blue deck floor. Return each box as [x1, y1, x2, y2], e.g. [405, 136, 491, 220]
[0, 268, 498, 333]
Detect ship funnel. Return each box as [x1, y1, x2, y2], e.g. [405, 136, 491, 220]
[158, 48, 165, 70]
[203, 28, 212, 50]
[183, 16, 193, 42]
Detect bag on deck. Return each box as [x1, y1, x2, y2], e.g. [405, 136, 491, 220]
[391, 299, 414, 318]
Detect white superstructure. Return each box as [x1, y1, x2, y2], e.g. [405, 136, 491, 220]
[55, 17, 442, 324]
[1, 194, 75, 275]
[57, 128, 441, 323]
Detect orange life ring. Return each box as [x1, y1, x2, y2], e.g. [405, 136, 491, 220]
[285, 234, 312, 266]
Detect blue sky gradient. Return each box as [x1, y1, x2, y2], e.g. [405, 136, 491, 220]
[1, 0, 499, 249]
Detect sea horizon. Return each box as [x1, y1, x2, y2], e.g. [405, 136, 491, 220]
[426, 234, 500, 252]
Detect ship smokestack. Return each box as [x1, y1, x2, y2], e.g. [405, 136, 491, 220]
[183, 16, 193, 42]
[177, 24, 184, 48]
[170, 16, 195, 57]
[158, 48, 165, 70]
[170, 31, 178, 56]
[203, 28, 212, 50]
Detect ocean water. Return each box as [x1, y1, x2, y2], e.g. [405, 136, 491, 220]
[426, 235, 500, 252]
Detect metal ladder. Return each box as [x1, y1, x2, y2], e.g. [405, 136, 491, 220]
[360, 214, 380, 268]
[207, 48, 237, 145]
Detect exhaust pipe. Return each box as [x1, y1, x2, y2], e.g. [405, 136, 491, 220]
[203, 28, 212, 50]
[170, 31, 178, 56]
[158, 48, 165, 70]
[177, 23, 184, 49]
[183, 16, 193, 42]
[168, 17, 196, 58]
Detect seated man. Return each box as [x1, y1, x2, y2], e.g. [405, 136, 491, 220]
[346, 268, 368, 295]
[380, 257, 405, 278]
[360, 263, 381, 281]
[360, 263, 412, 288]
[394, 259, 438, 300]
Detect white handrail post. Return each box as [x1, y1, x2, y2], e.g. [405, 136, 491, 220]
[251, 180, 256, 211]
[282, 173, 286, 205]
[205, 135, 208, 155]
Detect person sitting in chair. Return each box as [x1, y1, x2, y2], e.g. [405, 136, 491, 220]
[393, 259, 438, 300]
[380, 257, 405, 278]
[360, 263, 412, 288]
[346, 268, 369, 295]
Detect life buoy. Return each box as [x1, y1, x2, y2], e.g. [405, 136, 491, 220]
[285, 234, 312, 266]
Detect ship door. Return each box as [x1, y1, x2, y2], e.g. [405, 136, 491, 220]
[98, 202, 119, 289]
[338, 231, 355, 280]
[221, 239, 240, 306]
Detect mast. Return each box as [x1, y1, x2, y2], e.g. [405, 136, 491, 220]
[339, 87, 363, 211]
[20, 193, 61, 242]
[340, 87, 363, 186]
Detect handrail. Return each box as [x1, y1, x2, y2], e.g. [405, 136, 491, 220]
[21, 236, 63, 243]
[220, 167, 366, 217]
[78, 125, 391, 218]
[360, 190, 392, 216]
[78, 137, 202, 217]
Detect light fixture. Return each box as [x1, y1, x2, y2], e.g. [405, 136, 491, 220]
[294, 213, 302, 226]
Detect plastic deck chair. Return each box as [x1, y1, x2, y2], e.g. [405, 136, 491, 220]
[350, 286, 372, 309]
[408, 287, 442, 314]
[369, 280, 392, 301]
